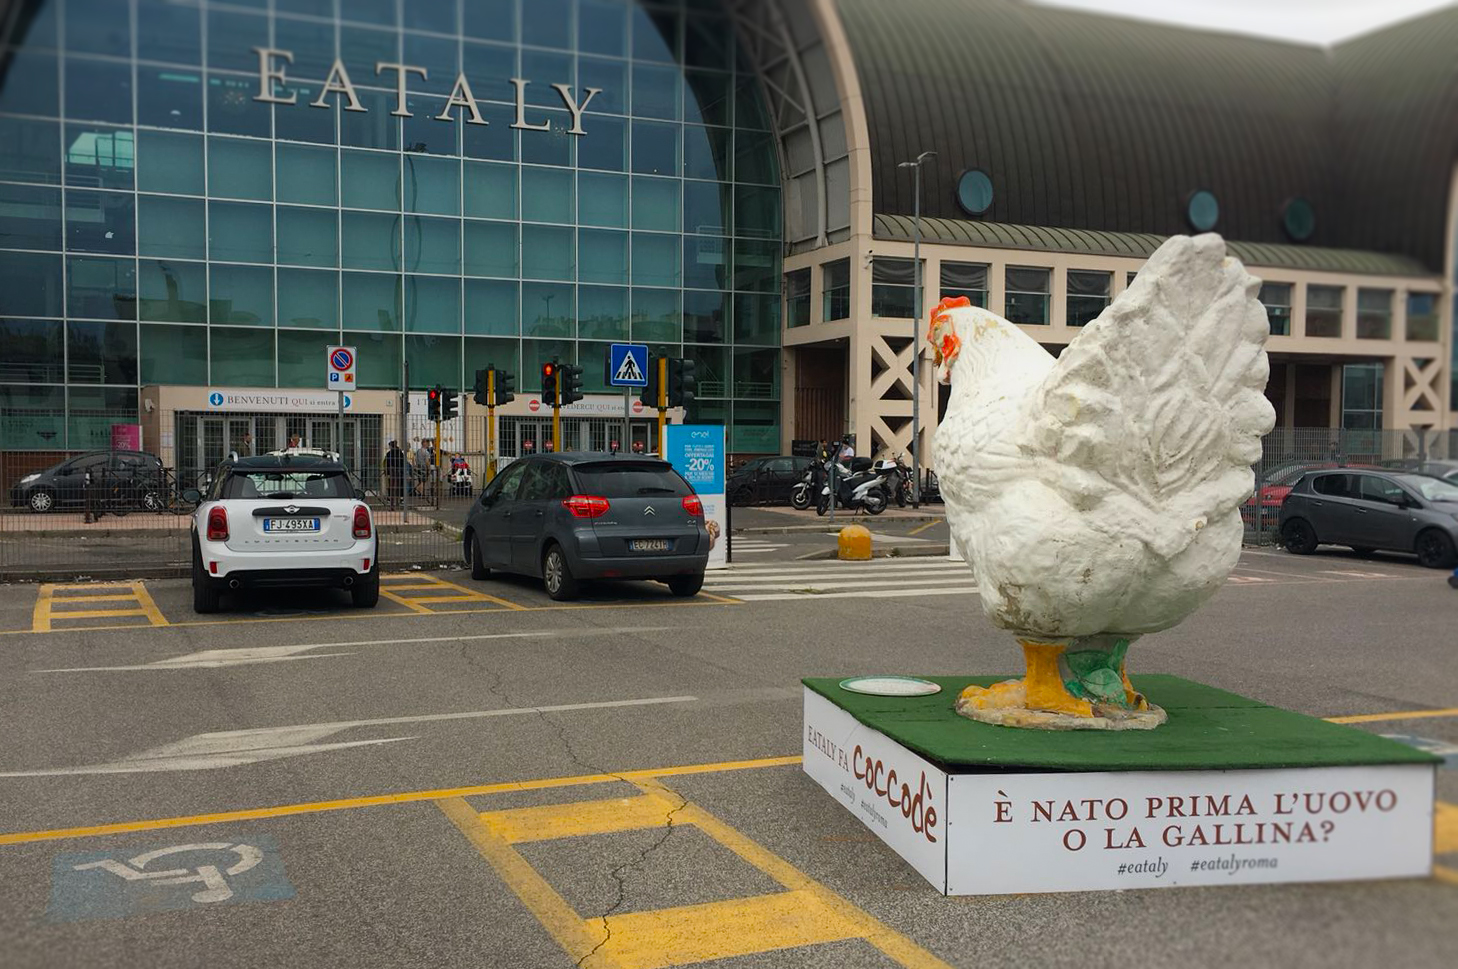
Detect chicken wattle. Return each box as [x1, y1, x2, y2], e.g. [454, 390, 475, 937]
[931, 234, 1276, 729]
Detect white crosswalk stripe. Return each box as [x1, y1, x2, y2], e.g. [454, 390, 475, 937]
[728, 538, 789, 555]
[704, 557, 976, 601]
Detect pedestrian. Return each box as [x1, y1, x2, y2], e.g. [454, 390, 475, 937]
[287, 432, 302, 449]
[413, 437, 432, 494]
[838, 438, 854, 464]
[383, 440, 406, 508]
[241, 432, 254, 456]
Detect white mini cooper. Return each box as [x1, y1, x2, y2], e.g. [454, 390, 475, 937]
[185, 452, 379, 613]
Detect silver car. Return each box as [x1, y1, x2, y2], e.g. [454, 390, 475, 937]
[1279, 469, 1458, 568]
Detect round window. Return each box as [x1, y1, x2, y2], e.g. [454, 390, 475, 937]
[1281, 197, 1315, 241]
[1185, 190, 1219, 232]
[956, 169, 994, 216]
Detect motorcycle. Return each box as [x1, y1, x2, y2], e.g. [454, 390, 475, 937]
[885, 452, 913, 507]
[790, 459, 825, 510]
[815, 459, 890, 516]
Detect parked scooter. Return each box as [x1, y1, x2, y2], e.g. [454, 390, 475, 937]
[791, 440, 846, 510]
[816, 458, 890, 516]
[790, 460, 821, 510]
[886, 451, 909, 507]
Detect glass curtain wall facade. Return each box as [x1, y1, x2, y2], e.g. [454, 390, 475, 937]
[0, 0, 783, 450]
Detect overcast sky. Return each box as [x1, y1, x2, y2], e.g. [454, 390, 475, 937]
[1028, 0, 1457, 45]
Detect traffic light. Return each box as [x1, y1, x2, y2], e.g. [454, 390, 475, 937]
[441, 390, 458, 421]
[494, 369, 516, 407]
[560, 364, 584, 405]
[540, 360, 558, 405]
[472, 368, 489, 405]
[668, 357, 696, 409]
[639, 355, 661, 408]
[427, 385, 441, 421]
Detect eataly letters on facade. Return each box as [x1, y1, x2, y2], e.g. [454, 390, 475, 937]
[251, 47, 601, 135]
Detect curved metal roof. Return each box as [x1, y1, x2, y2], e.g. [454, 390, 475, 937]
[838, 0, 1457, 272]
[872, 214, 1433, 278]
[1330, 10, 1458, 272]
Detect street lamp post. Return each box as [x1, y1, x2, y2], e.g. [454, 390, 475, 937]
[898, 151, 936, 508]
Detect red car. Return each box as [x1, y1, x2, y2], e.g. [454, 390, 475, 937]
[1243, 462, 1378, 532]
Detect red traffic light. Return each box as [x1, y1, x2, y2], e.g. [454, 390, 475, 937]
[428, 388, 439, 399]
[542, 363, 555, 377]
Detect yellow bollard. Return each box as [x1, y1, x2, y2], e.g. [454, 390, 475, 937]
[838, 524, 872, 561]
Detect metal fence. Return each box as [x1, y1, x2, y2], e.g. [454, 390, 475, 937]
[2, 421, 1455, 576]
[0, 404, 472, 576]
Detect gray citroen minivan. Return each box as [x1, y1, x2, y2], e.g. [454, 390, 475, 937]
[462, 453, 710, 600]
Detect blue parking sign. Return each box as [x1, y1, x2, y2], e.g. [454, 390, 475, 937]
[608, 343, 649, 387]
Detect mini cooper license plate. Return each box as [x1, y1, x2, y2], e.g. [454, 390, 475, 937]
[264, 518, 320, 532]
[629, 539, 670, 552]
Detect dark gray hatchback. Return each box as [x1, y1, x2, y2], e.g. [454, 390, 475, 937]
[461, 453, 710, 600]
[1278, 468, 1458, 568]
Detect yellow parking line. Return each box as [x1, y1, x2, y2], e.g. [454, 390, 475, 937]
[636, 777, 954, 969]
[45, 609, 148, 620]
[129, 580, 170, 627]
[0, 755, 803, 846]
[481, 792, 681, 844]
[697, 592, 741, 604]
[438, 796, 623, 968]
[423, 576, 486, 595]
[907, 519, 942, 536]
[442, 773, 955, 969]
[602, 891, 861, 969]
[378, 588, 435, 614]
[2, 594, 736, 636]
[1436, 801, 1458, 855]
[377, 573, 531, 612]
[30, 585, 55, 633]
[1327, 708, 1458, 724]
[31, 580, 168, 632]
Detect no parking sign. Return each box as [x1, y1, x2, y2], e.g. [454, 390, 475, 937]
[326, 345, 356, 390]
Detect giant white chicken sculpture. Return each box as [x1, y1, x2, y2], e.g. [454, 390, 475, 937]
[930, 234, 1276, 729]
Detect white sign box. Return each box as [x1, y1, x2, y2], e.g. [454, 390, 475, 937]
[803, 689, 950, 891]
[946, 765, 1432, 894]
[804, 686, 1434, 896]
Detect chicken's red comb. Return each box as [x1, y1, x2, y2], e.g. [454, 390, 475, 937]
[927, 295, 971, 342]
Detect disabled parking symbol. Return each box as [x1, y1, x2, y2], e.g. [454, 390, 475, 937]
[48, 836, 294, 922]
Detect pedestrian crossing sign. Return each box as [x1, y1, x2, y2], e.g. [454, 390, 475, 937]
[608, 343, 649, 387]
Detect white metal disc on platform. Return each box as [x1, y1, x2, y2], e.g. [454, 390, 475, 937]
[838, 676, 942, 697]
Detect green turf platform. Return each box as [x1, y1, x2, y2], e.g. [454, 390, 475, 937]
[803, 675, 1438, 773]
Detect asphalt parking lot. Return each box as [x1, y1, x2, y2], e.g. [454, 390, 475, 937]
[0, 546, 1454, 968]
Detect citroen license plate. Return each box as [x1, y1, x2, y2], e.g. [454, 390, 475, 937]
[264, 518, 319, 532]
[629, 539, 669, 552]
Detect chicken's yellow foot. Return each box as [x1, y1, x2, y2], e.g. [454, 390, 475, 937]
[1021, 640, 1095, 717]
[955, 637, 1166, 730]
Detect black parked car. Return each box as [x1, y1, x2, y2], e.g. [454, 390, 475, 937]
[9, 450, 167, 513]
[461, 453, 709, 601]
[727, 456, 813, 506]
